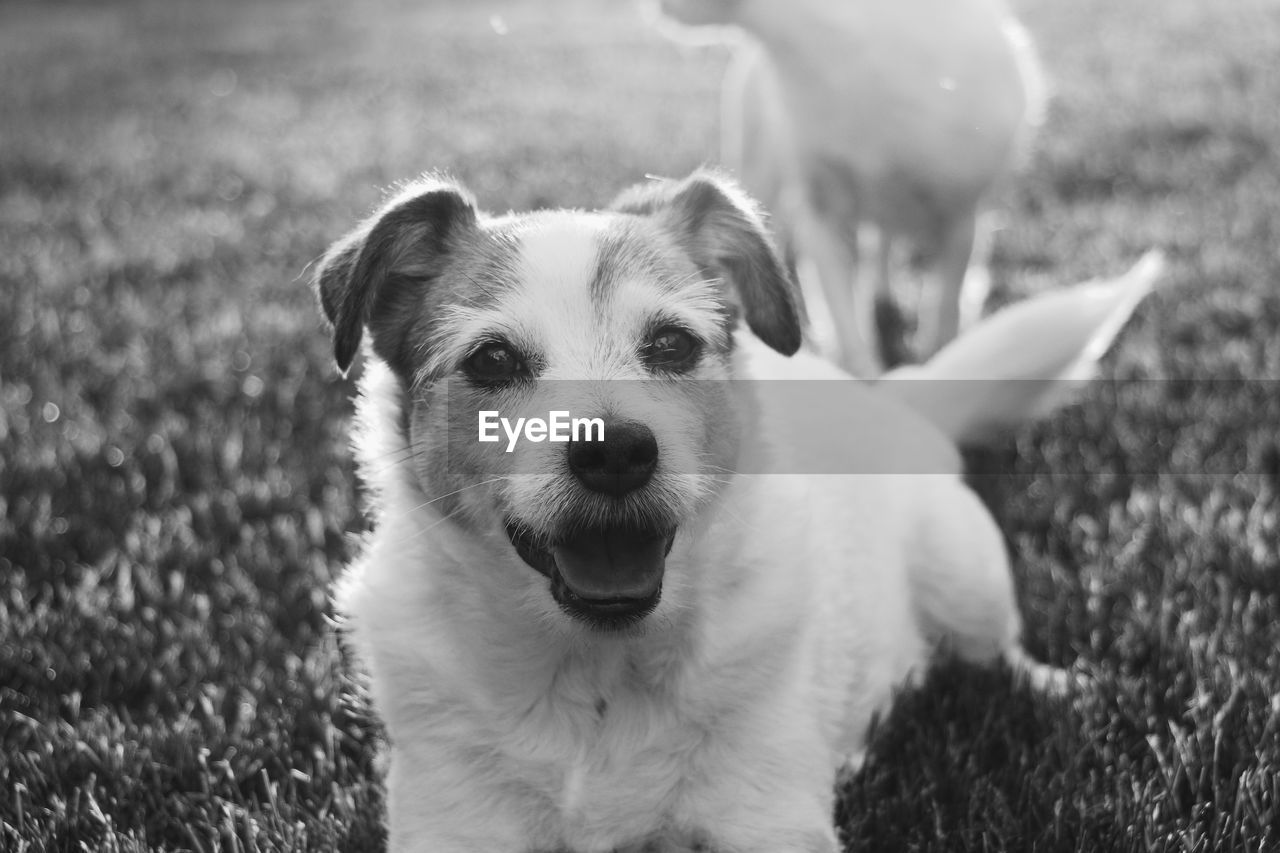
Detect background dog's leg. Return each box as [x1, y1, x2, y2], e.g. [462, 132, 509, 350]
[958, 211, 999, 333]
[723, 48, 820, 348]
[862, 223, 910, 369]
[852, 225, 885, 372]
[916, 211, 977, 361]
[801, 211, 883, 378]
[723, 45, 793, 259]
[722, 47, 781, 204]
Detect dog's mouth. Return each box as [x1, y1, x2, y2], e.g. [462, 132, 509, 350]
[505, 521, 676, 629]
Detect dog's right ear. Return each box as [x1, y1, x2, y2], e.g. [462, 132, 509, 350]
[610, 170, 803, 356]
[313, 178, 479, 376]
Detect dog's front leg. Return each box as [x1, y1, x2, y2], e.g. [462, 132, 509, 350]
[681, 828, 840, 853]
[610, 835, 706, 853]
[915, 209, 978, 360]
[612, 829, 838, 853]
[721, 826, 839, 853]
[675, 758, 844, 850]
[384, 751, 533, 853]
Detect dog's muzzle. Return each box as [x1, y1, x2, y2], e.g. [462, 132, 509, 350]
[506, 522, 676, 629]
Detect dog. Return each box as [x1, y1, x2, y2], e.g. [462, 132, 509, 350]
[313, 170, 1159, 852]
[657, 0, 1045, 378]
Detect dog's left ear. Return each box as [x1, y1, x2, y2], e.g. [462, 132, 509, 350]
[611, 170, 803, 356]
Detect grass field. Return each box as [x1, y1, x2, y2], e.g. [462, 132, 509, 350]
[3, 0, 1280, 849]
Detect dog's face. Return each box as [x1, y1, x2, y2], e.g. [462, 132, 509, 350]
[315, 172, 800, 630]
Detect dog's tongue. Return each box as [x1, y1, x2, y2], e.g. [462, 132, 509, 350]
[551, 529, 668, 601]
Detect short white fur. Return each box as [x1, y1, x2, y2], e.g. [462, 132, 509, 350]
[321, 174, 1160, 853]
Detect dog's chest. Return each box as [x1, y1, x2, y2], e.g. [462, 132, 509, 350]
[504, 654, 704, 841]
[557, 702, 679, 812]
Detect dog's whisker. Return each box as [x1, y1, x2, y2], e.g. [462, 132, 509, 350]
[353, 444, 421, 473]
[707, 498, 749, 531]
[358, 454, 420, 482]
[377, 476, 511, 526]
[699, 463, 745, 478]
[381, 503, 475, 547]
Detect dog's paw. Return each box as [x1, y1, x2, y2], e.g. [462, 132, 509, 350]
[1004, 646, 1089, 698]
[677, 829, 839, 853]
[613, 828, 831, 853]
[612, 830, 712, 853]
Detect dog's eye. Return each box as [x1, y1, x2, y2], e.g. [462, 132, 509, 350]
[464, 341, 527, 386]
[642, 326, 700, 372]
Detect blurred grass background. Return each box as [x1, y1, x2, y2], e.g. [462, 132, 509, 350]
[2, 0, 1280, 849]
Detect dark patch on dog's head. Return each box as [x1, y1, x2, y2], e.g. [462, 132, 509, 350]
[609, 170, 804, 356]
[313, 177, 495, 381]
[590, 220, 737, 359]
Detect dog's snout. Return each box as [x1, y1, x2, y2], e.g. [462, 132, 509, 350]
[568, 420, 658, 497]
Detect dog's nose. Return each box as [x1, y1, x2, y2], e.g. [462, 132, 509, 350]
[567, 420, 658, 497]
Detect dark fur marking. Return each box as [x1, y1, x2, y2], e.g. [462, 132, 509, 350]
[591, 220, 736, 355]
[314, 181, 478, 376]
[610, 171, 804, 356]
[313, 179, 529, 387]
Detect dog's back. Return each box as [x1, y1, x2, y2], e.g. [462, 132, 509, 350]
[733, 0, 1037, 235]
[664, 0, 1046, 374]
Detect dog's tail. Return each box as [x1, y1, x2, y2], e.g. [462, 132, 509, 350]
[881, 251, 1165, 445]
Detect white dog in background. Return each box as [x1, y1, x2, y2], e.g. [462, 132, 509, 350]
[658, 0, 1045, 378]
[313, 170, 1159, 852]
